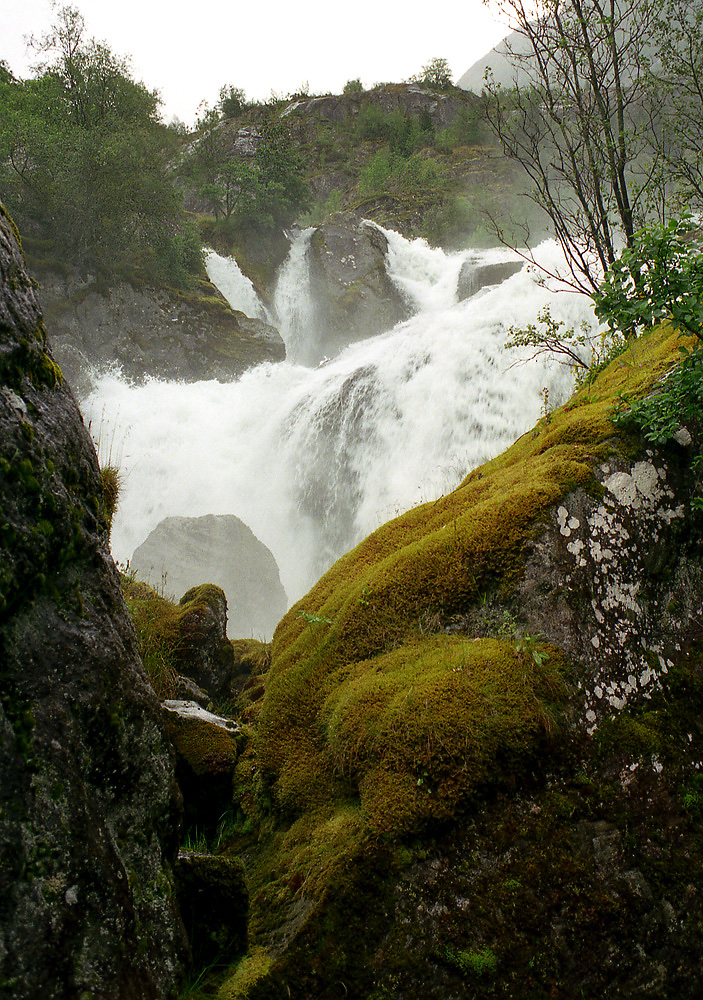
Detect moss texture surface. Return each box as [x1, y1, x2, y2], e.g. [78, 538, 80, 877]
[175, 320, 703, 1000]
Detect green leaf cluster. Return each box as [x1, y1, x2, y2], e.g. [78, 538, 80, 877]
[593, 217, 703, 340]
[613, 340, 703, 445]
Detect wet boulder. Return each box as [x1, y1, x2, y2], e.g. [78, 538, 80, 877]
[35, 268, 284, 394]
[304, 215, 410, 364]
[0, 205, 188, 997]
[457, 256, 523, 300]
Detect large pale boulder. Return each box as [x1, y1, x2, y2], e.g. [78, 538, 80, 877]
[0, 206, 188, 997]
[131, 513, 287, 640]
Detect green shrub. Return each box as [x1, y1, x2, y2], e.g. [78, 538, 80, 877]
[444, 945, 498, 976]
[99, 465, 121, 537]
[594, 219, 702, 482]
[594, 217, 703, 341]
[358, 149, 394, 193]
[355, 104, 389, 141]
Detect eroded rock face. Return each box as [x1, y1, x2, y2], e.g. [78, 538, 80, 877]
[282, 84, 471, 131]
[304, 216, 409, 364]
[131, 514, 288, 641]
[515, 448, 702, 730]
[35, 269, 284, 395]
[0, 207, 187, 998]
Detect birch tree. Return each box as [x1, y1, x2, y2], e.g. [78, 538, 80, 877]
[482, 0, 662, 292]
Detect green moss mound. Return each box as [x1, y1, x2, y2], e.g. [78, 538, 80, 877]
[253, 324, 686, 838]
[321, 635, 564, 834]
[199, 323, 695, 1000]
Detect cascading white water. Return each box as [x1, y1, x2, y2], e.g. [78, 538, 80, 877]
[380, 224, 525, 312]
[204, 248, 269, 321]
[83, 227, 600, 617]
[272, 227, 316, 361]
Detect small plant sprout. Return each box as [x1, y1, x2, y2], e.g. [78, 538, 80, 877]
[297, 609, 334, 652]
[297, 610, 333, 627]
[541, 385, 552, 423]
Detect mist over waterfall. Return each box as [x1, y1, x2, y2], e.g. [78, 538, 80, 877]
[84, 226, 600, 619]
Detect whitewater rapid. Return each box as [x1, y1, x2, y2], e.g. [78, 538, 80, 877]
[84, 227, 600, 617]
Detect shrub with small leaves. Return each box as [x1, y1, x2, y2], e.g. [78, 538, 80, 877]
[593, 217, 703, 341]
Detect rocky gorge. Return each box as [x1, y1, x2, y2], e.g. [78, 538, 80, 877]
[2, 189, 703, 1000]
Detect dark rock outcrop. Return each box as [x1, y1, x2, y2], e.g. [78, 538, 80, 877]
[34, 269, 284, 395]
[0, 207, 188, 996]
[456, 256, 524, 299]
[282, 84, 473, 131]
[172, 584, 236, 699]
[131, 513, 288, 641]
[303, 216, 409, 364]
[175, 852, 248, 965]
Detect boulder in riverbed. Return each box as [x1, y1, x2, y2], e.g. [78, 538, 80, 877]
[131, 513, 288, 641]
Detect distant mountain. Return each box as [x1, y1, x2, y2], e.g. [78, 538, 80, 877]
[457, 13, 661, 94]
[457, 29, 530, 93]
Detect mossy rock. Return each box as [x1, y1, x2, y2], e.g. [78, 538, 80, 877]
[255, 324, 688, 836]
[161, 701, 242, 776]
[203, 322, 703, 999]
[122, 578, 235, 700]
[231, 638, 272, 721]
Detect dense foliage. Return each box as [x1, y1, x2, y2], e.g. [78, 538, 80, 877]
[0, 5, 200, 284]
[594, 219, 703, 472]
[594, 217, 703, 340]
[181, 105, 309, 230]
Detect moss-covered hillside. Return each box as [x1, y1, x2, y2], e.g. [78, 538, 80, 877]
[186, 321, 703, 999]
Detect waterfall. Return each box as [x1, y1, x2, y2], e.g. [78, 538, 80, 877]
[204, 248, 269, 321]
[83, 228, 600, 615]
[374, 223, 524, 312]
[272, 227, 316, 362]
[378, 225, 469, 312]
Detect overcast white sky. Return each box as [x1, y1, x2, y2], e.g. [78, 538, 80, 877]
[1, 0, 510, 126]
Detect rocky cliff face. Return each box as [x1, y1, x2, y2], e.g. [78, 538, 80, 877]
[0, 207, 187, 998]
[282, 83, 473, 132]
[34, 267, 284, 396]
